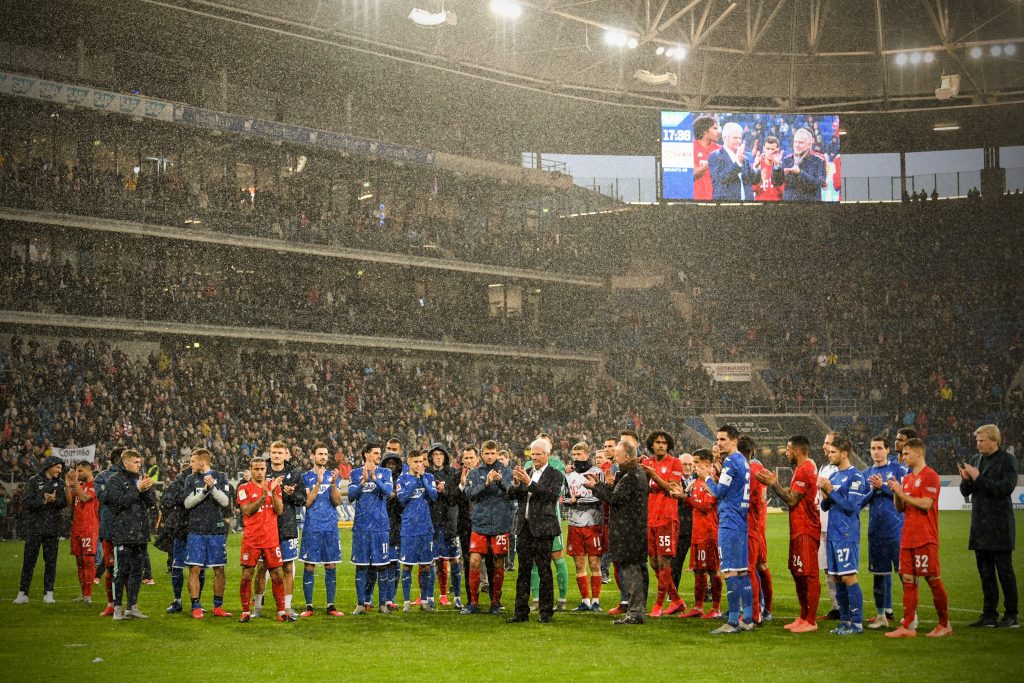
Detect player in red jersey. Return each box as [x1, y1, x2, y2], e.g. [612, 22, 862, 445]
[692, 116, 721, 201]
[237, 458, 294, 623]
[885, 438, 951, 638]
[757, 435, 822, 632]
[641, 431, 688, 617]
[66, 461, 99, 604]
[752, 136, 785, 202]
[678, 449, 722, 619]
[739, 436, 772, 623]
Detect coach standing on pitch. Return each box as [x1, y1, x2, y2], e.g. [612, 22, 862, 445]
[959, 424, 1019, 628]
[13, 455, 66, 605]
[105, 448, 157, 619]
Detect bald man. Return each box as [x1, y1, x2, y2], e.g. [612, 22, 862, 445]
[781, 128, 826, 201]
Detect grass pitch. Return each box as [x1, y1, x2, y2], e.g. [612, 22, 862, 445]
[1, 511, 1022, 682]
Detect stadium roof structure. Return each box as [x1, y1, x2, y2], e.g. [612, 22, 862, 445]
[138, 0, 1024, 114]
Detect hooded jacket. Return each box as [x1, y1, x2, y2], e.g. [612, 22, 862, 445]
[105, 461, 157, 545]
[267, 459, 307, 540]
[24, 455, 67, 537]
[464, 460, 513, 536]
[425, 443, 460, 539]
[381, 453, 405, 548]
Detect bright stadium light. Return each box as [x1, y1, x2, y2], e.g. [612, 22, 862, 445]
[910, 51, 922, 64]
[655, 46, 665, 55]
[671, 45, 686, 60]
[969, 46, 983, 59]
[409, 7, 457, 28]
[895, 53, 908, 66]
[604, 29, 629, 47]
[991, 45, 1003, 57]
[923, 51, 935, 63]
[489, 0, 522, 20]
[626, 37, 639, 49]
[1005, 44, 1017, 56]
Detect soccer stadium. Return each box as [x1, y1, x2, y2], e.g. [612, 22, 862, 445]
[1, 0, 1022, 680]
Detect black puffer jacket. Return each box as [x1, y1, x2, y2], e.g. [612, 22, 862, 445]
[106, 462, 157, 545]
[23, 455, 67, 537]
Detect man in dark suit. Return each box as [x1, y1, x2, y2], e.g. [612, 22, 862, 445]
[507, 438, 565, 624]
[708, 122, 761, 201]
[781, 128, 826, 201]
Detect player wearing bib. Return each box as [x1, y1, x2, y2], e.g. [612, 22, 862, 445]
[299, 443, 344, 617]
[396, 450, 438, 611]
[348, 443, 394, 614]
[183, 448, 232, 618]
[461, 440, 513, 614]
[702, 426, 752, 634]
[679, 449, 723, 619]
[757, 435, 821, 632]
[863, 436, 909, 628]
[564, 443, 605, 612]
[818, 435, 868, 635]
[236, 458, 293, 623]
[66, 462, 99, 604]
[641, 430, 688, 617]
[886, 439, 951, 638]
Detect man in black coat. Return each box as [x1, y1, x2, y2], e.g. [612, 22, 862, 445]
[426, 442, 462, 609]
[586, 440, 648, 624]
[105, 449, 157, 620]
[959, 424, 1019, 628]
[507, 438, 564, 624]
[13, 455, 66, 604]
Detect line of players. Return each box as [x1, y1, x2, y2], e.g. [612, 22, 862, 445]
[59, 426, 948, 636]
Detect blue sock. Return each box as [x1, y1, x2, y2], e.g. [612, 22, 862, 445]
[419, 565, 432, 602]
[872, 574, 885, 613]
[847, 582, 863, 626]
[171, 567, 183, 601]
[367, 567, 379, 605]
[325, 567, 337, 606]
[303, 569, 314, 606]
[355, 567, 367, 606]
[451, 559, 463, 597]
[402, 566, 413, 602]
[383, 564, 395, 603]
[882, 574, 893, 612]
[837, 581, 850, 623]
[213, 594, 223, 609]
[740, 574, 753, 623]
[191, 597, 202, 610]
[725, 576, 741, 626]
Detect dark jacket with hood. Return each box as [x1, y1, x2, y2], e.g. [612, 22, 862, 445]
[267, 459, 307, 540]
[426, 443, 460, 540]
[382, 453, 405, 549]
[106, 461, 157, 545]
[464, 460, 513, 535]
[24, 455, 67, 537]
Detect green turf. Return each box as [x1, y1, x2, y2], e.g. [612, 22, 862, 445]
[1, 511, 1022, 682]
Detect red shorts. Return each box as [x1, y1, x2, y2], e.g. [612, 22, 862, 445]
[240, 543, 283, 569]
[788, 535, 820, 577]
[648, 520, 679, 557]
[689, 539, 719, 571]
[567, 526, 604, 557]
[899, 544, 940, 577]
[469, 532, 509, 556]
[102, 539, 115, 568]
[748, 534, 767, 568]
[71, 534, 98, 556]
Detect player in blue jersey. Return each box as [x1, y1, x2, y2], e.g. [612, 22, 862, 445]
[381, 446, 405, 612]
[818, 434, 868, 635]
[348, 442, 394, 614]
[862, 435, 909, 628]
[183, 448, 233, 619]
[397, 449, 439, 611]
[698, 425, 753, 634]
[299, 442, 343, 617]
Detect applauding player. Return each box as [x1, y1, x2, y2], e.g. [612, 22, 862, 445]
[66, 462, 99, 605]
[183, 448, 233, 619]
[237, 458, 293, 622]
[348, 443, 394, 614]
[396, 450, 439, 611]
[679, 449, 722, 619]
[564, 443, 605, 612]
[299, 443, 344, 617]
[862, 436, 908, 628]
[640, 431, 688, 617]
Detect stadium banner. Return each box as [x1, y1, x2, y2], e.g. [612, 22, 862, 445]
[702, 362, 752, 382]
[938, 485, 1024, 511]
[0, 71, 174, 122]
[660, 110, 841, 202]
[52, 444, 97, 465]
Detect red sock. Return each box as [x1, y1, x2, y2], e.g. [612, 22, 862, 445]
[491, 564, 505, 604]
[794, 576, 808, 620]
[240, 576, 252, 613]
[661, 567, 680, 602]
[749, 565, 762, 621]
[694, 572, 707, 609]
[436, 560, 449, 595]
[82, 556, 95, 597]
[271, 578, 285, 612]
[469, 568, 481, 605]
[590, 574, 602, 601]
[710, 574, 722, 610]
[75, 556, 86, 593]
[105, 572, 113, 603]
[805, 576, 820, 625]
[576, 575, 589, 600]
[655, 565, 666, 606]
[759, 566, 774, 611]
[901, 578, 919, 629]
[928, 578, 949, 627]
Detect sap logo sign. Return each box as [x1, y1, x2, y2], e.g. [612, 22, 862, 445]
[1017, 493, 1024, 505]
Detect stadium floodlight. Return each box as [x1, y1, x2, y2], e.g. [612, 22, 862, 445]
[933, 123, 960, 131]
[604, 29, 629, 47]
[1005, 44, 1017, 56]
[655, 46, 665, 55]
[923, 51, 935, 63]
[669, 45, 686, 60]
[969, 46, 983, 59]
[634, 69, 678, 86]
[626, 37, 638, 49]
[489, 0, 522, 20]
[895, 53, 908, 66]
[990, 45, 1003, 57]
[409, 7, 457, 28]
[910, 51, 922, 64]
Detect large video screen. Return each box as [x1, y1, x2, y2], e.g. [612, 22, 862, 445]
[661, 112, 842, 202]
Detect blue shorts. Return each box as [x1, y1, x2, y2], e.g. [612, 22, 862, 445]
[387, 542, 401, 564]
[400, 533, 434, 566]
[300, 529, 342, 565]
[433, 528, 461, 560]
[718, 530, 748, 573]
[172, 537, 188, 569]
[186, 533, 228, 568]
[827, 539, 860, 576]
[868, 535, 900, 575]
[280, 537, 299, 563]
[351, 529, 390, 566]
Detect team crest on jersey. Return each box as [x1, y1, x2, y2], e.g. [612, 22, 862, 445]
[915, 479, 921, 487]
[241, 552, 249, 561]
[238, 489, 247, 500]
